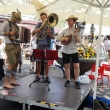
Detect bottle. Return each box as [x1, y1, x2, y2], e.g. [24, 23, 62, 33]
[81, 87, 84, 99]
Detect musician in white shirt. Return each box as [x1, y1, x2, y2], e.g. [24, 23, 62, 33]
[57, 15, 81, 89]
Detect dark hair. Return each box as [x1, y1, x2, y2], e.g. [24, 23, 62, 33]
[40, 12, 47, 17]
[107, 35, 110, 39]
[73, 18, 77, 22]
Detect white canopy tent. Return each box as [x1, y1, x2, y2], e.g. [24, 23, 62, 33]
[33, 0, 110, 26]
[0, 5, 36, 15]
[0, 0, 37, 20]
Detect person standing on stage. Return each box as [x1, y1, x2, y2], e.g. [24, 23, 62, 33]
[0, 10, 22, 88]
[32, 12, 55, 83]
[57, 15, 81, 89]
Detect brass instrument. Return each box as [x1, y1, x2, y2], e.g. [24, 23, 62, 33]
[36, 13, 58, 40]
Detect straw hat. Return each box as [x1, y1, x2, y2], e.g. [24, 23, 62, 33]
[12, 11, 22, 23]
[65, 15, 78, 21]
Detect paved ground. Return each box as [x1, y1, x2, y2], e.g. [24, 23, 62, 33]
[0, 59, 110, 110]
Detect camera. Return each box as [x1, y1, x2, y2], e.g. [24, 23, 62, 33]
[75, 21, 86, 34]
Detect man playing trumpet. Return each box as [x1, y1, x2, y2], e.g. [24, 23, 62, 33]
[57, 15, 81, 89]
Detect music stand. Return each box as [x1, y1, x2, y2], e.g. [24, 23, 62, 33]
[29, 49, 58, 91]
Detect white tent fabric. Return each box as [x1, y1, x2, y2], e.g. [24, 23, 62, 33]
[0, 0, 37, 15]
[35, 0, 110, 26]
[0, 5, 36, 15]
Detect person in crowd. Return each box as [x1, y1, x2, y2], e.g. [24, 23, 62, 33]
[18, 43, 23, 72]
[0, 10, 22, 88]
[32, 12, 55, 83]
[0, 37, 5, 80]
[25, 46, 30, 60]
[57, 15, 81, 89]
[104, 35, 110, 63]
[30, 36, 37, 73]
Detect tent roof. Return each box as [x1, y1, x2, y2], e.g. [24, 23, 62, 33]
[0, 0, 37, 20]
[33, 0, 110, 26]
[1, 0, 110, 26]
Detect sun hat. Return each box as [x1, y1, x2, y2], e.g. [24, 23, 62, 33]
[12, 11, 22, 23]
[65, 15, 78, 21]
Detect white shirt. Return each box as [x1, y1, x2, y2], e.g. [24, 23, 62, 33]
[0, 43, 6, 59]
[57, 27, 81, 54]
[0, 20, 18, 44]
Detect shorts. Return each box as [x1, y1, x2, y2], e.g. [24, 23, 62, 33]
[5, 44, 21, 65]
[30, 53, 35, 62]
[62, 52, 79, 64]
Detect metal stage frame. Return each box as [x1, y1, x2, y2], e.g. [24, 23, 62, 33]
[0, 74, 94, 110]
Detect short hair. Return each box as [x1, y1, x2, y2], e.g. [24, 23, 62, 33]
[40, 12, 47, 17]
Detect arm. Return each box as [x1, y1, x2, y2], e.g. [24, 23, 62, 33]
[47, 27, 55, 39]
[57, 30, 69, 42]
[0, 21, 9, 36]
[73, 31, 81, 43]
[0, 21, 16, 38]
[32, 22, 41, 36]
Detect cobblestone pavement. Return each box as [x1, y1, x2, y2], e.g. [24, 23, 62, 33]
[0, 59, 110, 110]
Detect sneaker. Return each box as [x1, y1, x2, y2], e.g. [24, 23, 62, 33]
[45, 76, 51, 83]
[75, 81, 80, 89]
[64, 80, 71, 87]
[34, 76, 40, 82]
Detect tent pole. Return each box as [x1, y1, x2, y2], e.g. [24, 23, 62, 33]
[93, 1, 104, 101]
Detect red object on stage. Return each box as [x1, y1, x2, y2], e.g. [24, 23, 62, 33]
[33, 49, 58, 60]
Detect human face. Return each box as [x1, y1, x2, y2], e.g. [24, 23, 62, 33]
[67, 18, 76, 28]
[11, 17, 17, 24]
[40, 15, 47, 22]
